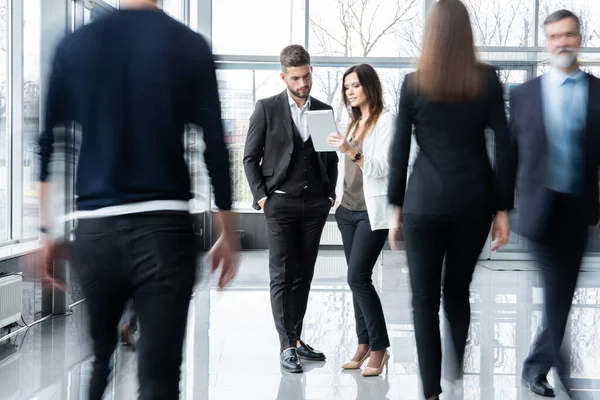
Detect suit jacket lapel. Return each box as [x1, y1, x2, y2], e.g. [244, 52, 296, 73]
[278, 90, 294, 142]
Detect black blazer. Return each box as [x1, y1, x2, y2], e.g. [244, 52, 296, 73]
[509, 73, 600, 240]
[388, 66, 514, 218]
[243, 90, 339, 210]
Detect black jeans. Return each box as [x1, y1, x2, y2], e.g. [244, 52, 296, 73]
[264, 192, 331, 351]
[72, 212, 197, 400]
[522, 193, 587, 395]
[335, 206, 390, 351]
[403, 214, 491, 399]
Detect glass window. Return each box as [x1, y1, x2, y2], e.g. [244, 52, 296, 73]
[0, 0, 8, 241]
[23, 0, 41, 238]
[216, 70, 284, 207]
[212, 0, 305, 55]
[309, 0, 422, 57]
[187, 125, 211, 212]
[538, 0, 600, 47]
[161, 0, 184, 22]
[190, 0, 198, 31]
[463, 0, 535, 47]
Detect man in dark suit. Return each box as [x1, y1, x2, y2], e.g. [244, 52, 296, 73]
[510, 10, 600, 399]
[243, 45, 338, 373]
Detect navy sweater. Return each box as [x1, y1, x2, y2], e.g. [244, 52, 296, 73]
[38, 9, 232, 211]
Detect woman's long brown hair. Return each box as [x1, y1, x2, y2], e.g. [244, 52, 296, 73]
[415, 0, 484, 102]
[342, 64, 384, 144]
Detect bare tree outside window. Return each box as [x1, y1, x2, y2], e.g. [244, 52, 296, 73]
[401, 0, 535, 84]
[310, 0, 420, 126]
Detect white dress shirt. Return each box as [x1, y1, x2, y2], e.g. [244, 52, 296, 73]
[288, 90, 311, 142]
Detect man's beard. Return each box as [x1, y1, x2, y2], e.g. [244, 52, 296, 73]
[289, 86, 310, 98]
[551, 47, 578, 69]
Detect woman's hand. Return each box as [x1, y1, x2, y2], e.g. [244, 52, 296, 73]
[327, 132, 351, 153]
[388, 207, 403, 251]
[491, 211, 510, 251]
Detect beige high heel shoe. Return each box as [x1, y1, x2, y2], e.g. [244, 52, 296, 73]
[361, 350, 390, 377]
[341, 351, 370, 370]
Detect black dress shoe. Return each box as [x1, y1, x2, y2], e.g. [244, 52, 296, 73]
[296, 340, 326, 361]
[281, 348, 303, 373]
[523, 375, 555, 397]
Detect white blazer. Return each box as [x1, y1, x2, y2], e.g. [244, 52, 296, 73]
[335, 111, 398, 231]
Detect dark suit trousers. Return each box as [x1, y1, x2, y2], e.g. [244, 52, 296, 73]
[72, 213, 197, 400]
[522, 193, 587, 391]
[403, 214, 491, 399]
[335, 206, 390, 351]
[264, 192, 331, 351]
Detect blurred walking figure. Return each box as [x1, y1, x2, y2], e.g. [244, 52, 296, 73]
[511, 10, 600, 400]
[327, 64, 396, 377]
[37, 0, 239, 399]
[387, 0, 513, 398]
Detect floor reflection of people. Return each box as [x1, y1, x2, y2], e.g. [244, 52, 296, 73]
[276, 373, 305, 400]
[344, 370, 390, 400]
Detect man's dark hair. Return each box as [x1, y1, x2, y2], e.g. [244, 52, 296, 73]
[280, 45, 311, 72]
[543, 9, 581, 33]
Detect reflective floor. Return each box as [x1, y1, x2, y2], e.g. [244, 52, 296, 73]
[1, 250, 600, 399]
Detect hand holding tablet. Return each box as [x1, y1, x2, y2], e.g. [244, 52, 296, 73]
[326, 131, 350, 153]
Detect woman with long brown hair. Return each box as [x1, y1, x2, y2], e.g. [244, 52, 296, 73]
[327, 63, 397, 377]
[387, 0, 513, 398]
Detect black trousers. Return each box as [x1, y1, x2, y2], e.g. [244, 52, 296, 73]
[403, 214, 491, 399]
[72, 212, 197, 400]
[335, 206, 390, 351]
[264, 192, 331, 351]
[522, 193, 587, 394]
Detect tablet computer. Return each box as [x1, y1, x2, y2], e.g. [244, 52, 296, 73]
[306, 110, 338, 152]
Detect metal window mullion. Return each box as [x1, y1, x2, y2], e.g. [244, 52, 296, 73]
[183, 0, 190, 27]
[195, 0, 211, 42]
[533, 0, 540, 47]
[9, 0, 24, 242]
[304, 0, 309, 49]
